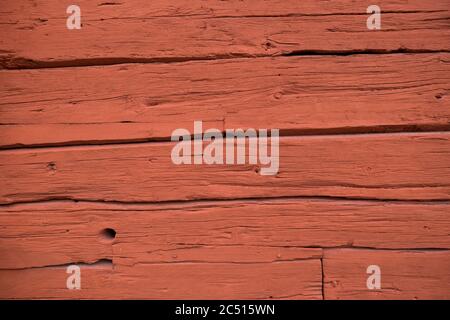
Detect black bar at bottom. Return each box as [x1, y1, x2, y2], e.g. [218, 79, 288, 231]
[1, 300, 447, 319]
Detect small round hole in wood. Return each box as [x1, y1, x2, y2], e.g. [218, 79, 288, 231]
[99, 228, 116, 242]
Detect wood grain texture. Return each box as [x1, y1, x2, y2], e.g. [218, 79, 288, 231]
[1, 53, 449, 148]
[2, 199, 449, 299]
[1, 1, 449, 68]
[1, 0, 450, 300]
[0, 260, 322, 299]
[1, 199, 449, 270]
[324, 249, 450, 299]
[1, 133, 450, 204]
[4, 0, 450, 20]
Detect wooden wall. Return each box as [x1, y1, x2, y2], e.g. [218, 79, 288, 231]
[0, 0, 449, 299]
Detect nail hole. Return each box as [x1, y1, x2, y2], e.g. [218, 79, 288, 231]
[435, 93, 443, 100]
[47, 162, 57, 171]
[264, 41, 274, 49]
[99, 228, 116, 241]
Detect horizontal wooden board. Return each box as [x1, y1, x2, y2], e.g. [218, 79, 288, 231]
[323, 249, 450, 299]
[0, 260, 322, 299]
[4, 0, 450, 21]
[1, 54, 449, 148]
[1, 133, 449, 204]
[1, 200, 449, 270]
[1, 0, 449, 300]
[1, 1, 449, 68]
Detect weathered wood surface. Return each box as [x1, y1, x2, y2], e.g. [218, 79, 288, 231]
[1, 54, 449, 148]
[1, 200, 449, 270]
[1, 0, 450, 300]
[1, 133, 449, 205]
[4, 0, 450, 21]
[1, 1, 449, 68]
[1, 199, 449, 299]
[324, 249, 450, 299]
[0, 260, 322, 299]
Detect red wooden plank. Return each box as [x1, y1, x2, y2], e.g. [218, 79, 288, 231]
[324, 249, 450, 299]
[1, 54, 449, 148]
[1, 1, 449, 68]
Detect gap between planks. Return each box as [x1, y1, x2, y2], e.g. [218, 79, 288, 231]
[1, 194, 450, 209]
[2, 49, 450, 70]
[2, 129, 450, 152]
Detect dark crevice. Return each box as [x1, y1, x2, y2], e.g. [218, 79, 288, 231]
[320, 258, 325, 300]
[98, 2, 123, 6]
[205, 10, 449, 19]
[1, 194, 449, 209]
[0, 54, 265, 70]
[0, 258, 113, 271]
[306, 245, 450, 252]
[1, 49, 449, 70]
[283, 48, 450, 57]
[82, 10, 449, 21]
[1, 126, 450, 151]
